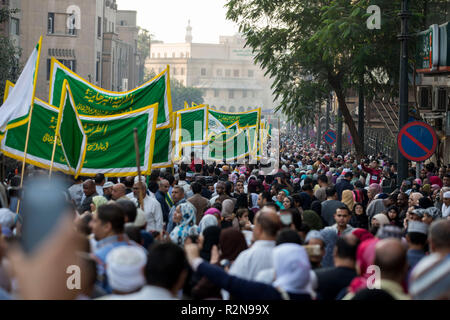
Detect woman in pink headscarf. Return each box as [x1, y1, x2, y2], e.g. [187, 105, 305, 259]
[429, 176, 443, 188]
[341, 237, 379, 299]
[367, 183, 382, 205]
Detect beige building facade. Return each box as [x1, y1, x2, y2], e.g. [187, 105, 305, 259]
[17, 0, 138, 101]
[146, 23, 277, 113]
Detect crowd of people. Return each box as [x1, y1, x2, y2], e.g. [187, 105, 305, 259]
[0, 131, 449, 300]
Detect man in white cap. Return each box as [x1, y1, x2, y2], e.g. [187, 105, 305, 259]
[98, 246, 147, 299]
[102, 181, 114, 201]
[441, 191, 450, 219]
[129, 182, 163, 233]
[406, 221, 428, 270]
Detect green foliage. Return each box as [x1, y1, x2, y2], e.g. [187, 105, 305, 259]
[170, 79, 204, 111]
[225, 0, 431, 155]
[137, 28, 153, 84]
[0, 8, 21, 101]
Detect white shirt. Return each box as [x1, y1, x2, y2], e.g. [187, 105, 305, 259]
[229, 240, 276, 281]
[97, 285, 176, 300]
[95, 185, 104, 196]
[127, 194, 164, 232]
[442, 203, 450, 218]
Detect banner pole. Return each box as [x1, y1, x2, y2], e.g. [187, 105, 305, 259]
[133, 128, 144, 210]
[16, 36, 43, 214]
[48, 135, 58, 179]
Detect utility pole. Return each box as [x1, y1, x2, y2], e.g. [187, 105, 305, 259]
[326, 94, 330, 131]
[316, 105, 321, 148]
[397, 0, 410, 187]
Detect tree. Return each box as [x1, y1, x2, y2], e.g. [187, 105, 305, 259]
[0, 7, 21, 101]
[137, 28, 153, 84]
[225, 0, 429, 157]
[170, 79, 204, 111]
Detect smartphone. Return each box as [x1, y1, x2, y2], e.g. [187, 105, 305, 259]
[20, 176, 70, 254]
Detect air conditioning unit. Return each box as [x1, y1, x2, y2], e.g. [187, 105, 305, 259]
[418, 86, 432, 110]
[432, 87, 449, 111]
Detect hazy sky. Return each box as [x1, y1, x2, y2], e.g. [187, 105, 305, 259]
[115, 0, 239, 43]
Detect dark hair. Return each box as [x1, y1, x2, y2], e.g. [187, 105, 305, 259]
[336, 206, 351, 215]
[260, 191, 273, 203]
[212, 202, 222, 212]
[236, 208, 249, 219]
[288, 207, 302, 231]
[125, 225, 142, 244]
[94, 173, 105, 185]
[335, 237, 358, 260]
[256, 211, 282, 237]
[276, 228, 302, 245]
[116, 199, 137, 223]
[179, 171, 186, 181]
[225, 181, 233, 195]
[318, 174, 328, 184]
[77, 213, 93, 235]
[190, 182, 202, 194]
[97, 204, 125, 234]
[407, 232, 427, 246]
[145, 242, 189, 290]
[148, 181, 159, 193]
[291, 193, 302, 207]
[302, 184, 313, 192]
[326, 186, 337, 198]
[165, 174, 175, 185]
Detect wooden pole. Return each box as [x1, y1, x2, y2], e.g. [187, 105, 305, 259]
[133, 128, 144, 210]
[48, 135, 59, 179]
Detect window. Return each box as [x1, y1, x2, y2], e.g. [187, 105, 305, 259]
[229, 106, 236, 112]
[201, 68, 206, 76]
[181, 68, 185, 75]
[180, 52, 184, 58]
[120, 20, 125, 26]
[10, 18, 19, 35]
[225, 69, 231, 77]
[216, 69, 222, 77]
[233, 69, 239, 77]
[152, 53, 155, 58]
[46, 59, 51, 80]
[164, 52, 167, 58]
[97, 17, 102, 38]
[173, 67, 177, 75]
[229, 90, 234, 99]
[238, 106, 245, 112]
[172, 52, 175, 58]
[243, 90, 247, 98]
[220, 106, 226, 111]
[96, 59, 100, 82]
[214, 89, 219, 98]
[48, 13, 55, 34]
[248, 70, 254, 78]
[57, 59, 76, 72]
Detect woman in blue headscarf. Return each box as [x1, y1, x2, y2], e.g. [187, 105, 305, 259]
[170, 202, 199, 246]
[276, 189, 289, 210]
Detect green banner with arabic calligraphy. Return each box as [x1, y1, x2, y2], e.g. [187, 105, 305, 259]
[48, 58, 173, 168]
[208, 108, 260, 128]
[1, 99, 158, 177]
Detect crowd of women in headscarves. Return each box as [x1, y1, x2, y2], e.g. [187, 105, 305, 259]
[0, 129, 449, 300]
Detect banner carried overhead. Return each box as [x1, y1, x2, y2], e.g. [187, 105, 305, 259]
[173, 106, 261, 163]
[48, 58, 173, 168]
[1, 96, 159, 177]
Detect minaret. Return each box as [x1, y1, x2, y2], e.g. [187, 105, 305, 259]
[185, 20, 192, 43]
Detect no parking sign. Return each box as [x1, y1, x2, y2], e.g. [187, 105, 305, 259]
[397, 121, 437, 162]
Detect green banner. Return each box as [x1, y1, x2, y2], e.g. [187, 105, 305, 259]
[57, 80, 87, 177]
[208, 108, 260, 128]
[1, 99, 158, 177]
[48, 58, 173, 168]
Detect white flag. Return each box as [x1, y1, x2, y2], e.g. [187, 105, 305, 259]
[0, 37, 42, 132]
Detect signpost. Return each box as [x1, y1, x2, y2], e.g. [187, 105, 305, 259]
[397, 121, 437, 162]
[323, 129, 337, 145]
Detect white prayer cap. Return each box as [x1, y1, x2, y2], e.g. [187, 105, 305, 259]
[106, 246, 147, 293]
[444, 191, 450, 199]
[0, 209, 15, 228]
[134, 176, 146, 185]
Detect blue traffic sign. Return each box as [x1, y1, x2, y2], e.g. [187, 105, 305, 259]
[397, 121, 437, 162]
[323, 129, 337, 145]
